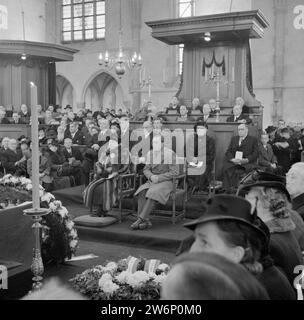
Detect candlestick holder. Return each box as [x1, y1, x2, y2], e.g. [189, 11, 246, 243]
[24, 208, 49, 292]
[139, 76, 153, 101]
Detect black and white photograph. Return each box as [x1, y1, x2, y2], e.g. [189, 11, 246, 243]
[0, 0, 304, 307]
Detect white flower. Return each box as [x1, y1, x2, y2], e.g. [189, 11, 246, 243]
[115, 271, 130, 284]
[41, 192, 55, 203]
[25, 183, 33, 191]
[66, 220, 75, 230]
[99, 273, 113, 284]
[58, 207, 68, 218]
[39, 190, 44, 197]
[153, 274, 167, 285]
[19, 177, 28, 185]
[126, 271, 150, 288]
[105, 262, 118, 272]
[70, 239, 78, 249]
[70, 229, 77, 239]
[157, 263, 170, 272]
[53, 200, 62, 208]
[49, 202, 57, 212]
[10, 177, 19, 184]
[100, 280, 119, 295]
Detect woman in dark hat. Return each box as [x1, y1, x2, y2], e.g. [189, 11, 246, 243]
[238, 170, 303, 285]
[186, 121, 216, 194]
[83, 121, 130, 217]
[184, 194, 297, 299]
[162, 252, 269, 300]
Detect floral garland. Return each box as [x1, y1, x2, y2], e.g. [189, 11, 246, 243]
[70, 256, 170, 300]
[0, 174, 79, 264]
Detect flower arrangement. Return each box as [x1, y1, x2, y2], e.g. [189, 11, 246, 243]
[70, 256, 170, 300]
[0, 174, 79, 264]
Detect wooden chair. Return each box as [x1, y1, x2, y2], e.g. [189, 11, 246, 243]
[117, 172, 137, 223]
[139, 160, 187, 224]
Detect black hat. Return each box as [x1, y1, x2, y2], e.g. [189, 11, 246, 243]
[184, 195, 267, 242]
[265, 126, 277, 134]
[237, 169, 290, 201]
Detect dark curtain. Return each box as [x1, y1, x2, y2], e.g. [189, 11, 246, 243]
[48, 62, 56, 107]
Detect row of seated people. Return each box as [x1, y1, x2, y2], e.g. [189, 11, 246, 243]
[0, 104, 133, 126]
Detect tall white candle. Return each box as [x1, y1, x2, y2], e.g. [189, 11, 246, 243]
[148, 77, 152, 99]
[30, 82, 40, 210]
[232, 66, 235, 82]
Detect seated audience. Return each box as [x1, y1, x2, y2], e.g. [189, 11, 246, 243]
[235, 96, 250, 114]
[209, 98, 219, 116]
[18, 104, 31, 123]
[176, 105, 194, 122]
[226, 105, 250, 124]
[44, 110, 58, 125]
[191, 98, 202, 115]
[265, 126, 277, 144]
[162, 252, 269, 300]
[0, 109, 10, 124]
[222, 124, 258, 191]
[27, 147, 53, 191]
[37, 105, 45, 119]
[62, 138, 85, 185]
[64, 122, 85, 145]
[257, 132, 280, 174]
[10, 112, 24, 124]
[38, 128, 48, 145]
[187, 121, 216, 193]
[272, 128, 295, 174]
[67, 111, 76, 123]
[185, 195, 295, 300]
[165, 96, 180, 114]
[130, 135, 179, 230]
[287, 163, 304, 219]
[2, 139, 25, 175]
[199, 104, 214, 122]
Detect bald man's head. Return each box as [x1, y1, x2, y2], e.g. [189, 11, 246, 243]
[286, 163, 304, 198]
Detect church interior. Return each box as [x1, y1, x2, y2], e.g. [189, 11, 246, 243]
[0, 0, 304, 302]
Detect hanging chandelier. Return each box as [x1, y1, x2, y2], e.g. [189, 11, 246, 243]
[98, 0, 142, 78]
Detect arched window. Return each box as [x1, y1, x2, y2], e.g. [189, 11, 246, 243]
[177, 0, 195, 75]
[62, 0, 105, 42]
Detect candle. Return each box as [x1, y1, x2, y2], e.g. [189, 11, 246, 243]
[148, 77, 152, 99]
[205, 67, 207, 82]
[232, 66, 235, 82]
[30, 82, 40, 210]
[163, 69, 166, 83]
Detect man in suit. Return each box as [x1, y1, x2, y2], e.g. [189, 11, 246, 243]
[191, 97, 203, 115]
[226, 105, 251, 124]
[64, 122, 85, 145]
[165, 96, 180, 114]
[199, 104, 214, 123]
[62, 138, 85, 185]
[287, 163, 304, 220]
[222, 124, 258, 190]
[257, 132, 280, 174]
[18, 104, 30, 124]
[2, 139, 25, 175]
[0, 110, 10, 124]
[235, 96, 251, 115]
[11, 112, 25, 124]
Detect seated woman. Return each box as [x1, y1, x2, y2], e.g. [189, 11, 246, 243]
[185, 195, 296, 300]
[83, 123, 129, 217]
[27, 147, 53, 192]
[175, 105, 194, 122]
[187, 121, 216, 194]
[130, 135, 179, 230]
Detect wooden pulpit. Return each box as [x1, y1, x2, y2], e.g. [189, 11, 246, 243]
[146, 10, 269, 119]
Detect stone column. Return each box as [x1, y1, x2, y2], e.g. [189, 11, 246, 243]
[273, 0, 287, 123]
[129, 0, 143, 113]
